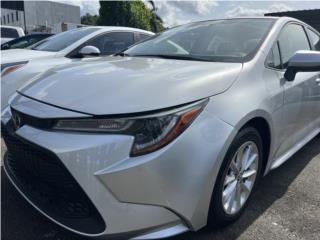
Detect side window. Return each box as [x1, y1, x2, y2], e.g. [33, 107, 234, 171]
[306, 28, 320, 51]
[86, 32, 134, 55]
[266, 43, 282, 69]
[135, 33, 151, 43]
[278, 24, 310, 68]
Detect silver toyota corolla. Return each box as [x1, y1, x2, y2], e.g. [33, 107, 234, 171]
[2, 17, 320, 239]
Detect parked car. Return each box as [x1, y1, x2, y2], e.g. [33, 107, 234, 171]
[1, 33, 53, 50]
[2, 17, 320, 239]
[1, 26, 154, 110]
[1, 26, 25, 44]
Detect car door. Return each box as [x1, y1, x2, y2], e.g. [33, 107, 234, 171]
[83, 31, 135, 56]
[305, 27, 320, 126]
[265, 42, 287, 160]
[275, 23, 319, 155]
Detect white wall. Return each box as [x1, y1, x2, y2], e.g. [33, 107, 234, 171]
[1, 9, 24, 28]
[1, 1, 80, 33]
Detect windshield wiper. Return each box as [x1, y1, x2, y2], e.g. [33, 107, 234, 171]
[129, 54, 213, 62]
[113, 46, 132, 56]
[114, 52, 131, 57]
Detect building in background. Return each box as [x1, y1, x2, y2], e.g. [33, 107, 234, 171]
[1, 1, 81, 33]
[265, 9, 320, 32]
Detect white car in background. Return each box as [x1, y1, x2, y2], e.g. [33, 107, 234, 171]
[1, 26, 25, 44]
[1, 26, 154, 110]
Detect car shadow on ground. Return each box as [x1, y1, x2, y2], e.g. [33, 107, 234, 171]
[1, 135, 319, 240]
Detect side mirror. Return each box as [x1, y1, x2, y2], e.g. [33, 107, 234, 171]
[1, 44, 10, 50]
[284, 50, 320, 81]
[78, 45, 101, 57]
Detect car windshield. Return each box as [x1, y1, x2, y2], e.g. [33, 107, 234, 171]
[1, 27, 19, 38]
[124, 19, 275, 62]
[30, 27, 100, 52]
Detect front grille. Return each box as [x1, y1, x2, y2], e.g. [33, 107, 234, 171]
[2, 122, 106, 234]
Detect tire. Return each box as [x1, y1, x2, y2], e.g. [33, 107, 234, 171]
[208, 127, 263, 227]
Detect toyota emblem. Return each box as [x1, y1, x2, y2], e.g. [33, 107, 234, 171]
[12, 111, 21, 130]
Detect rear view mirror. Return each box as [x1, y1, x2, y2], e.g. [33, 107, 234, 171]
[78, 45, 101, 57]
[284, 50, 320, 81]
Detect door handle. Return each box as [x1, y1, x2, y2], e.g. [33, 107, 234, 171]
[316, 78, 320, 86]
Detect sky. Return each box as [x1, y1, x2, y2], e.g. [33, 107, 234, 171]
[57, 0, 320, 27]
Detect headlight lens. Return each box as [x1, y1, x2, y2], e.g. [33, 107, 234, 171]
[53, 100, 207, 156]
[1, 61, 28, 77]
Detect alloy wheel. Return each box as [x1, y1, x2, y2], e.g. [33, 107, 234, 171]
[222, 141, 259, 215]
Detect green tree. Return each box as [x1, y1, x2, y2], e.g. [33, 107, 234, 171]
[98, 1, 164, 32]
[81, 13, 99, 26]
[148, 1, 165, 32]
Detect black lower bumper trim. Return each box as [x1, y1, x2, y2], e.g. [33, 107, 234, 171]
[2, 122, 106, 234]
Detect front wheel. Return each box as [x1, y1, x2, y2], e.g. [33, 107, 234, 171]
[208, 127, 263, 226]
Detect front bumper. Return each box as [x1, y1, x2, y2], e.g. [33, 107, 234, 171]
[2, 95, 234, 239]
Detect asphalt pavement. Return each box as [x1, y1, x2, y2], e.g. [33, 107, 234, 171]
[1, 135, 320, 240]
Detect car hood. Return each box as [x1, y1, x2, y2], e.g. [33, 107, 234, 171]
[20, 56, 243, 115]
[1, 49, 57, 64]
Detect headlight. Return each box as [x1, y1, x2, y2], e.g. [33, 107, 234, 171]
[53, 99, 208, 156]
[1, 61, 28, 77]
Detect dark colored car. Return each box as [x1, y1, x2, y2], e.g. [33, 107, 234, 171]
[1, 33, 53, 50]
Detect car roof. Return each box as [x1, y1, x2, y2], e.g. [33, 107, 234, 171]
[272, 16, 320, 33]
[166, 17, 280, 30]
[193, 16, 313, 25]
[215, 16, 279, 20]
[1, 25, 24, 30]
[79, 26, 154, 35]
[180, 17, 307, 26]
[26, 32, 53, 36]
[170, 16, 317, 31]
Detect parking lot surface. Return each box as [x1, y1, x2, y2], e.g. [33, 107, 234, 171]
[1, 135, 320, 240]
